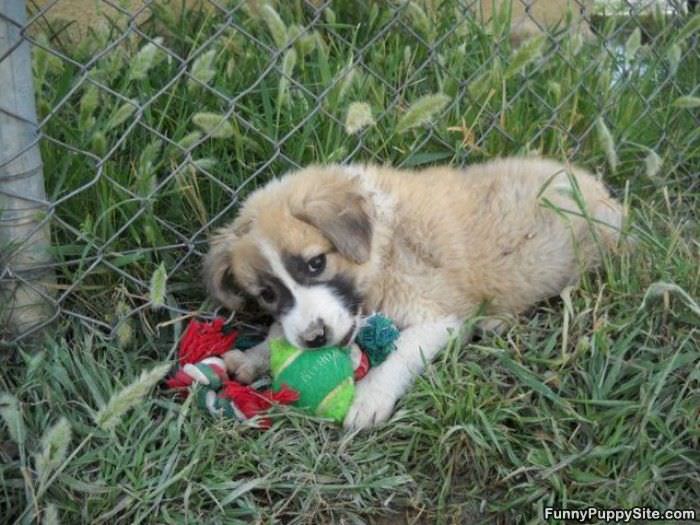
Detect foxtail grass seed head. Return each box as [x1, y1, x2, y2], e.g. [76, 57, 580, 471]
[598, 67, 613, 95]
[278, 49, 297, 104]
[33, 35, 64, 85]
[91, 131, 107, 156]
[79, 213, 93, 237]
[261, 4, 288, 49]
[116, 319, 134, 349]
[115, 301, 133, 348]
[281, 48, 297, 78]
[105, 100, 138, 131]
[79, 85, 99, 130]
[327, 145, 348, 163]
[26, 351, 46, 378]
[289, 29, 314, 57]
[469, 58, 502, 98]
[129, 37, 164, 81]
[596, 117, 618, 173]
[547, 81, 562, 104]
[192, 112, 235, 139]
[567, 30, 584, 58]
[149, 263, 168, 310]
[456, 42, 467, 58]
[144, 223, 159, 247]
[673, 96, 700, 108]
[225, 57, 237, 79]
[293, 88, 310, 113]
[666, 44, 682, 75]
[324, 7, 336, 24]
[403, 45, 412, 68]
[624, 28, 642, 61]
[177, 131, 203, 151]
[676, 13, 700, 43]
[335, 65, 357, 103]
[92, 48, 127, 83]
[506, 35, 545, 78]
[406, 2, 433, 40]
[297, 33, 318, 56]
[287, 23, 302, 43]
[188, 49, 218, 91]
[315, 31, 328, 59]
[645, 150, 662, 179]
[0, 393, 25, 445]
[94, 363, 171, 431]
[287, 24, 315, 54]
[345, 102, 375, 134]
[135, 174, 156, 202]
[454, 8, 469, 36]
[80, 116, 96, 133]
[35, 417, 72, 479]
[192, 157, 218, 172]
[116, 299, 130, 318]
[369, 2, 380, 25]
[397, 93, 450, 133]
[138, 141, 161, 180]
[42, 504, 59, 525]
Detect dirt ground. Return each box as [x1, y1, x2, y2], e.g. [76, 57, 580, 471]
[30, 0, 207, 36]
[33, 1, 156, 26]
[31, 0, 592, 41]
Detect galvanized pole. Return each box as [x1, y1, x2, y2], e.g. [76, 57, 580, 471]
[0, 0, 55, 344]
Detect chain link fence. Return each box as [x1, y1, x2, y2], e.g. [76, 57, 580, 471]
[1, 0, 698, 347]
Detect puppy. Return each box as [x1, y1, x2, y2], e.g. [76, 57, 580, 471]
[203, 157, 623, 429]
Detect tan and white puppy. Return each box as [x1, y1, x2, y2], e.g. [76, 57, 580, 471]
[203, 157, 623, 430]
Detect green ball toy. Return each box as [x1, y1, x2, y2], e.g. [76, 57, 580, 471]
[269, 339, 355, 423]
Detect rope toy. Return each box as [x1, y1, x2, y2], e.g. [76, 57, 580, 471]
[355, 313, 401, 367]
[165, 318, 298, 428]
[165, 314, 399, 426]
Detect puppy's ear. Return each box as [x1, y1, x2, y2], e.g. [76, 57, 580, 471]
[293, 184, 372, 264]
[202, 230, 243, 311]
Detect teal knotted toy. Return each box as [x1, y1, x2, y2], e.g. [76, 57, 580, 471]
[356, 313, 401, 367]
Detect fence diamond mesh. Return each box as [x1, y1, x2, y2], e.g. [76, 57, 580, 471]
[0, 0, 698, 347]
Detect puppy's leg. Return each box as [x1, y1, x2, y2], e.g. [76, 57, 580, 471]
[344, 317, 461, 430]
[477, 315, 515, 336]
[223, 322, 281, 383]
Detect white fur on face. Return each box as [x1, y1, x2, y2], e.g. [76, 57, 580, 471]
[258, 239, 359, 348]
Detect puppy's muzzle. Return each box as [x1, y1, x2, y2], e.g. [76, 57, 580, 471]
[301, 318, 328, 348]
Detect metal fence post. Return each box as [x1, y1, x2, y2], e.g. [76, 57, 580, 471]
[0, 0, 55, 343]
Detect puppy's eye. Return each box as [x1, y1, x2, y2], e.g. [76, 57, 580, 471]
[306, 254, 326, 276]
[259, 287, 276, 303]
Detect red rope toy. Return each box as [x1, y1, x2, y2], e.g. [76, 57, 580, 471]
[165, 318, 298, 428]
[165, 316, 386, 427]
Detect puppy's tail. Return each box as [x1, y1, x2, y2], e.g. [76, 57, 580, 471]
[591, 195, 633, 253]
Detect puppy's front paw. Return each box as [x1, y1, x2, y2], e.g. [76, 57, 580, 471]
[223, 349, 259, 384]
[344, 376, 397, 431]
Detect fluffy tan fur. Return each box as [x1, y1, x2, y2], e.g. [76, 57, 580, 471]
[206, 157, 622, 328]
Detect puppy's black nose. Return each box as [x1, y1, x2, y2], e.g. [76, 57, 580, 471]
[301, 319, 328, 348]
[304, 331, 327, 348]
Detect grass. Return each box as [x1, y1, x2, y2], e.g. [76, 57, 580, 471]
[2, 0, 699, 523]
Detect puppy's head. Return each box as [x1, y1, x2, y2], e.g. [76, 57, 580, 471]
[204, 166, 372, 349]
